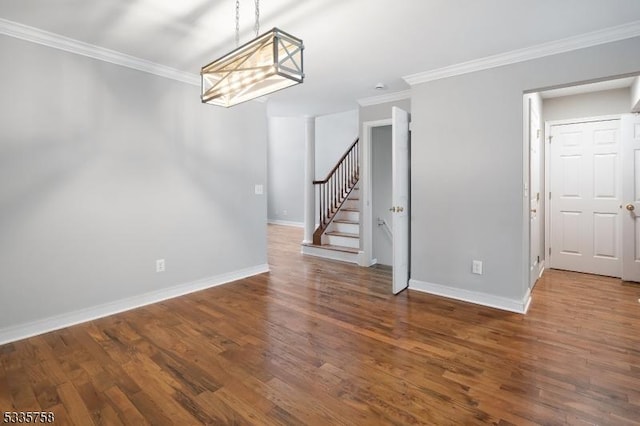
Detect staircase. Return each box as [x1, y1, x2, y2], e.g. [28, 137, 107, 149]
[302, 138, 361, 264]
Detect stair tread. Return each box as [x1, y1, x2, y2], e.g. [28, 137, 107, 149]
[326, 231, 359, 238]
[305, 243, 359, 254]
[341, 207, 360, 212]
[333, 219, 359, 224]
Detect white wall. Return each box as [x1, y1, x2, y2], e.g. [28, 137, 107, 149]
[543, 88, 631, 122]
[267, 117, 305, 223]
[0, 36, 268, 336]
[410, 36, 640, 307]
[631, 76, 640, 112]
[372, 126, 392, 266]
[315, 110, 359, 180]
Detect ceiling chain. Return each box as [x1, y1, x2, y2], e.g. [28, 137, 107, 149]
[235, 0, 260, 47]
[235, 0, 240, 47]
[254, 0, 260, 37]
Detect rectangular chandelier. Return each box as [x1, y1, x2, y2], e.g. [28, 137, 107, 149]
[201, 27, 304, 107]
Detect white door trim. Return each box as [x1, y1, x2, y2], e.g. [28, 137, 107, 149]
[544, 120, 551, 272]
[545, 114, 622, 127]
[521, 96, 531, 299]
[528, 97, 543, 289]
[621, 113, 640, 281]
[544, 114, 622, 271]
[361, 119, 393, 267]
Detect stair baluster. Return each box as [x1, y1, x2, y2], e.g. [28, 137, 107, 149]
[312, 138, 359, 245]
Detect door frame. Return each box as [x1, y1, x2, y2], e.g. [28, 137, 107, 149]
[527, 95, 544, 290]
[543, 114, 622, 272]
[621, 113, 640, 281]
[360, 119, 392, 267]
[522, 95, 542, 300]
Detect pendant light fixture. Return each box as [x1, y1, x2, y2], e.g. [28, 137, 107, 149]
[201, 0, 304, 107]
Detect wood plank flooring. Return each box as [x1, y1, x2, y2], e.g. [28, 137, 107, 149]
[1, 224, 640, 425]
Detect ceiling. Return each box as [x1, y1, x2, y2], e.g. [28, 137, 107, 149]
[2, 1, 640, 116]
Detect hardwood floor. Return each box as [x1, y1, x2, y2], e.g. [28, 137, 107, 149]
[2, 224, 640, 425]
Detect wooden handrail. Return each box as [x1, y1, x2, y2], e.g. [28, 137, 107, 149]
[311, 137, 360, 245]
[312, 138, 359, 184]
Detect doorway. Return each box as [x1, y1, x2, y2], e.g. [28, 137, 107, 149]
[547, 116, 622, 277]
[371, 125, 393, 267]
[525, 75, 640, 285]
[361, 107, 411, 294]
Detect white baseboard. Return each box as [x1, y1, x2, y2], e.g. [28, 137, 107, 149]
[528, 261, 546, 293]
[301, 245, 360, 264]
[0, 264, 270, 345]
[408, 279, 531, 314]
[522, 288, 532, 314]
[267, 219, 304, 228]
[357, 253, 377, 267]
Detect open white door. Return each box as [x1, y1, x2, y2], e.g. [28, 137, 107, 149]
[392, 107, 410, 294]
[622, 114, 640, 282]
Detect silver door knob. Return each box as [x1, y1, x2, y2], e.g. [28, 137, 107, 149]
[389, 207, 396, 212]
[397, 206, 404, 212]
[627, 204, 636, 212]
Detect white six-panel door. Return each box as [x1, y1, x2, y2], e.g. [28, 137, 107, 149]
[621, 114, 640, 282]
[549, 119, 622, 277]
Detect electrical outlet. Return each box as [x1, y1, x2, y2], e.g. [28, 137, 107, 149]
[254, 184, 264, 195]
[472, 260, 483, 275]
[156, 259, 165, 273]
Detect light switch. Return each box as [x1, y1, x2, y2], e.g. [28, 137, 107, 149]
[254, 184, 264, 195]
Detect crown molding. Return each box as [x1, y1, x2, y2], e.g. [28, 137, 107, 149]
[0, 18, 200, 86]
[403, 20, 640, 86]
[357, 89, 411, 107]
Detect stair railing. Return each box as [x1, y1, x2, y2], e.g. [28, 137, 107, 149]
[312, 138, 359, 245]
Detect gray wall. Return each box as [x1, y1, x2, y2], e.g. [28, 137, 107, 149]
[0, 36, 268, 330]
[267, 117, 305, 223]
[410, 36, 640, 302]
[543, 88, 631, 122]
[315, 109, 359, 180]
[372, 126, 392, 266]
